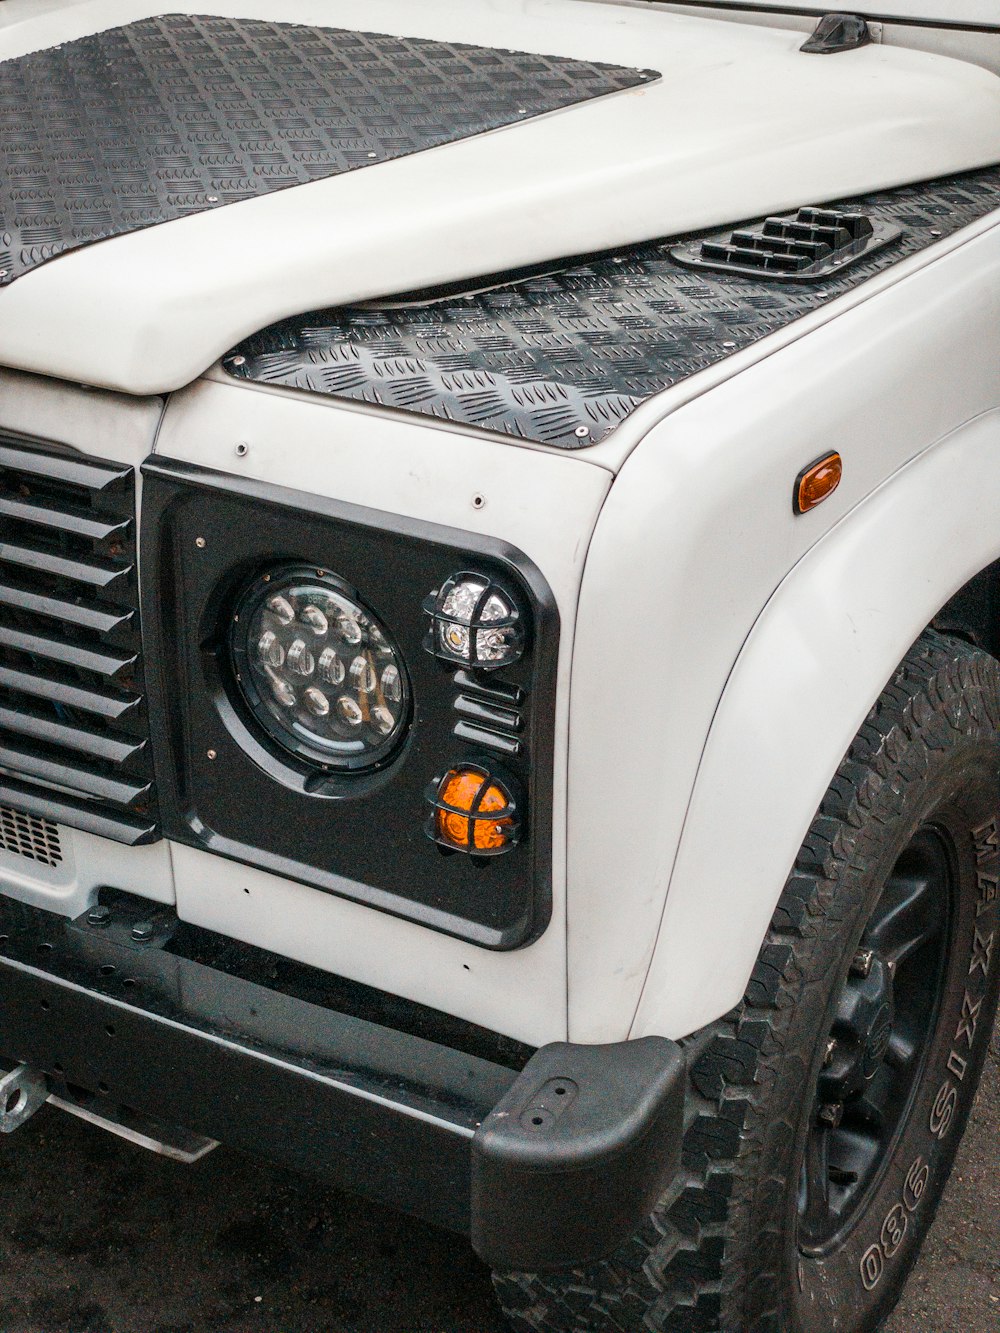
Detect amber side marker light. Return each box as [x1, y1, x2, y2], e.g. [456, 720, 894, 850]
[426, 765, 520, 855]
[795, 451, 843, 515]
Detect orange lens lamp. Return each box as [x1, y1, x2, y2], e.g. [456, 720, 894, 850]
[426, 765, 520, 856]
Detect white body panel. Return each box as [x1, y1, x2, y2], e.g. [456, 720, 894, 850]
[1, 0, 999, 394]
[152, 379, 612, 1046]
[568, 211, 1000, 1042]
[688, 0, 1000, 27]
[632, 408, 1000, 1040]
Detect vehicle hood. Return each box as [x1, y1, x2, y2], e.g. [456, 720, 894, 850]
[2, 0, 1000, 396]
[705, 1, 1000, 30]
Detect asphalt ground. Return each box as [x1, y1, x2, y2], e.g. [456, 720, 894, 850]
[0, 1023, 996, 1333]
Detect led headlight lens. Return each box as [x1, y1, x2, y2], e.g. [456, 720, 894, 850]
[230, 568, 409, 770]
[423, 572, 524, 670]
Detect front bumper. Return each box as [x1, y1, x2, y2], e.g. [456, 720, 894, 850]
[0, 889, 685, 1272]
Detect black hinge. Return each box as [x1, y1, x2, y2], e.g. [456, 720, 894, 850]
[801, 14, 873, 55]
[670, 207, 902, 283]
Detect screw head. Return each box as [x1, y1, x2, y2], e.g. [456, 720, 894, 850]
[131, 920, 155, 942]
[230, 354, 246, 367]
[234, 441, 249, 457]
[87, 905, 112, 928]
[195, 536, 206, 549]
[207, 749, 217, 761]
[574, 425, 590, 438]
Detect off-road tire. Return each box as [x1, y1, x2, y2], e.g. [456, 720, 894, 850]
[494, 631, 1000, 1332]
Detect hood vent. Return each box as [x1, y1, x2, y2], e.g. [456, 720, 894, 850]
[672, 207, 901, 282]
[0, 436, 158, 845]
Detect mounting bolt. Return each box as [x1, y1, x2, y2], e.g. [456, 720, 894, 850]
[195, 536, 206, 549]
[131, 920, 155, 942]
[818, 1102, 844, 1129]
[87, 905, 112, 928]
[851, 949, 875, 979]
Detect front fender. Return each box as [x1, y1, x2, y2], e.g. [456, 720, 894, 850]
[632, 409, 1000, 1040]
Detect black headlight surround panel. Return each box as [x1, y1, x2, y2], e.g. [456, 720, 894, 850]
[139, 458, 558, 950]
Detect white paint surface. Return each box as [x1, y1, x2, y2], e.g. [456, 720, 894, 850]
[1, 0, 999, 393]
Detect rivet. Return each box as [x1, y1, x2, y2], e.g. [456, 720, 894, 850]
[722, 341, 737, 349]
[207, 749, 217, 760]
[517, 108, 527, 115]
[234, 441, 249, 457]
[195, 536, 206, 549]
[930, 229, 943, 237]
[472, 493, 486, 509]
[207, 194, 219, 202]
[367, 151, 377, 159]
[574, 425, 590, 438]
[230, 354, 246, 367]
[0, 269, 7, 279]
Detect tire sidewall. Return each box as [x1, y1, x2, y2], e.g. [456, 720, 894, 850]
[772, 746, 1000, 1333]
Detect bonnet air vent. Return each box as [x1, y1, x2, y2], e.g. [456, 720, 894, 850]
[0, 436, 158, 845]
[671, 207, 902, 282]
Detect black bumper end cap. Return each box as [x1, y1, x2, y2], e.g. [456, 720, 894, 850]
[470, 1035, 686, 1272]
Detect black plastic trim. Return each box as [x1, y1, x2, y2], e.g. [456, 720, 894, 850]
[0, 433, 158, 842]
[0, 892, 686, 1267]
[140, 457, 558, 950]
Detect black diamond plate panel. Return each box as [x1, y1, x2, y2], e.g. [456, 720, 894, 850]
[226, 167, 1000, 449]
[0, 14, 654, 286]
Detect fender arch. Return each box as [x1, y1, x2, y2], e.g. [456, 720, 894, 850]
[631, 408, 1000, 1041]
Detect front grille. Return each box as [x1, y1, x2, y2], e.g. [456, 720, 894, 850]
[0, 805, 62, 866]
[0, 433, 158, 845]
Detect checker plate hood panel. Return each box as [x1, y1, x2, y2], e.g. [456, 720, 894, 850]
[1, 0, 1000, 396]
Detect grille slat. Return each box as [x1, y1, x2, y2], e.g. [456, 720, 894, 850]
[0, 494, 131, 543]
[0, 779, 156, 846]
[0, 539, 128, 588]
[0, 665, 140, 720]
[0, 624, 136, 679]
[0, 582, 134, 633]
[0, 434, 158, 845]
[0, 745, 152, 806]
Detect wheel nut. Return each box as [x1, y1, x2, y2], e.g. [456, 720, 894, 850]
[851, 949, 875, 979]
[818, 1102, 844, 1129]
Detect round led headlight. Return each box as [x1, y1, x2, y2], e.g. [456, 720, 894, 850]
[229, 567, 409, 771]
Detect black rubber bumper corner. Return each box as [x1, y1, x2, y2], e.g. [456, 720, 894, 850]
[471, 1036, 686, 1272]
